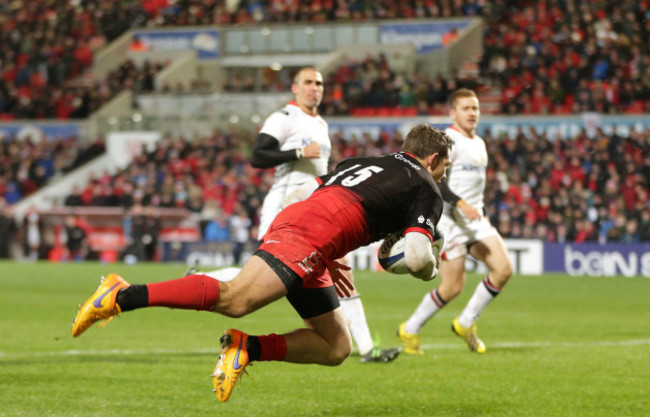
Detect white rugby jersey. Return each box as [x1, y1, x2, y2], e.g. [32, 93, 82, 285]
[256, 101, 331, 239]
[444, 126, 488, 212]
[259, 101, 331, 187]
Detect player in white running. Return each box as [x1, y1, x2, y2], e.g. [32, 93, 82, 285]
[398, 88, 513, 354]
[204, 67, 399, 363]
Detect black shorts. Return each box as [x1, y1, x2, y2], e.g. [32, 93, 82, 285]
[254, 249, 340, 319]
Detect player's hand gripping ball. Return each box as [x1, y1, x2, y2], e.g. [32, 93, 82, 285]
[378, 229, 445, 275]
[378, 232, 409, 274]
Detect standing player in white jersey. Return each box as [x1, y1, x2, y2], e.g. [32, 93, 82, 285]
[397, 88, 513, 354]
[208, 67, 399, 363]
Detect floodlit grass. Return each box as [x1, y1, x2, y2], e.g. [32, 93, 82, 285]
[1, 261, 649, 416]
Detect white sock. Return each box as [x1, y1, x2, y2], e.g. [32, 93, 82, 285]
[404, 289, 444, 334]
[458, 277, 500, 328]
[203, 267, 241, 282]
[339, 295, 374, 355]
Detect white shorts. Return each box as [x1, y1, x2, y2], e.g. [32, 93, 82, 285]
[257, 185, 286, 241]
[438, 210, 499, 260]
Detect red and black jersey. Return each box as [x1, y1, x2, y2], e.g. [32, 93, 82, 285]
[315, 151, 443, 243]
[261, 151, 443, 282]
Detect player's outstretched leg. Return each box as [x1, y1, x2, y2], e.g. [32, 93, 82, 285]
[213, 329, 250, 402]
[71, 273, 130, 337]
[451, 317, 486, 354]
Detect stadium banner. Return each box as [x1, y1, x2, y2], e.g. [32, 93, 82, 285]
[161, 241, 258, 267]
[163, 239, 542, 276]
[477, 113, 650, 140]
[378, 20, 471, 54]
[162, 240, 385, 270]
[159, 227, 201, 242]
[328, 114, 650, 141]
[350, 239, 543, 275]
[459, 239, 544, 276]
[87, 227, 125, 251]
[544, 243, 650, 277]
[131, 29, 220, 59]
[0, 122, 79, 142]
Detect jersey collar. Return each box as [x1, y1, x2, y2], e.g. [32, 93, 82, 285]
[288, 100, 319, 117]
[448, 125, 476, 139]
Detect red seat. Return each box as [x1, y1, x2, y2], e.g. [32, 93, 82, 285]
[401, 107, 417, 116]
[376, 107, 391, 116]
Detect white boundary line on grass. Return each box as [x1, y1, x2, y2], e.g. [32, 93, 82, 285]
[421, 339, 650, 350]
[1, 339, 650, 359]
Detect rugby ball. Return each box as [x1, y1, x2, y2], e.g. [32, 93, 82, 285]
[379, 229, 445, 275]
[378, 233, 408, 274]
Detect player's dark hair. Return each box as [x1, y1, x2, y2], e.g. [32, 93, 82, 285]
[293, 67, 318, 84]
[449, 88, 477, 109]
[401, 124, 452, 159]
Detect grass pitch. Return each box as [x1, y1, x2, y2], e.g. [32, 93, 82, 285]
[0, 261, 648, 416]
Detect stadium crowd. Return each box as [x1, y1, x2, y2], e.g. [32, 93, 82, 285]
[2, 1, 648, 119]
[2, 121, 648, 262]
[1, 0, 649, 259]
[220, 0, 650, 116]
[481, 1, 650, 115]
[319, 52, 473, 117]
[483, 125, 650, 243]
[139, 0, 485, 25]
[0, 134, 105, 204]
[0, 52, 168, 120]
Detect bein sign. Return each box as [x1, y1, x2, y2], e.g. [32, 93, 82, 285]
[545, 243, 650, 277]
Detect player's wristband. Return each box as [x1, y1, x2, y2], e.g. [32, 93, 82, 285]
[295, 147, 304, 159]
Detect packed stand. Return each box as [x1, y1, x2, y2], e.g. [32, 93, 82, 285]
[221, 1, 650, 117]
[0, 134, 105, 203]
[49, 126, 650, 244]
[325, 0, 650, 116]
[63, 129, 265, 241]
[0, 0, 484, 121]
[480, 0, 650, 114]
[3, 0, 649, 119]
[1, 50, 167, 119]
[0, 1, 153, 119]
[483, 126, 650, 243]
[141, 0, 483, 26]
[54, 127, 404, 246]
[3, 124, 649, 261]
[321, 53, 477, 117]
[0, 133, 105, 261]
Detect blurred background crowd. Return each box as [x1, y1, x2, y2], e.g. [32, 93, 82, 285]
[0, 0, 648, 261]
[1, 0, 648, 119]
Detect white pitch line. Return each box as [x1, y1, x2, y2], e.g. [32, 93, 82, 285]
[1, 339, 649, 359]
[0, 348, 218, 359]
[421, 339, 650, 350]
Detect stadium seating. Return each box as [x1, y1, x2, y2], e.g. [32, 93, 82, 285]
[1, 1, 648, 117]
[11, 124, 642, 247]
[0, 135, 106, 203]
[1, 0, 649, 261]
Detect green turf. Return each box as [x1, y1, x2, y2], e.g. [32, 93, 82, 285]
[0, 261, 648, 416]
